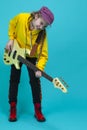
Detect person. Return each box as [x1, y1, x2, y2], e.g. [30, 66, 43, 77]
[5, 6, 54, 122]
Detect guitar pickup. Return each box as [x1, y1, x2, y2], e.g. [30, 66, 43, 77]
[13, 50, 17, 59]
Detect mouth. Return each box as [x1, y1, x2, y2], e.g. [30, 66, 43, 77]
[35, 26, 41, 30]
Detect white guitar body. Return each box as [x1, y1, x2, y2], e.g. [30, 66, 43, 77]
[3, 40, 30, 69]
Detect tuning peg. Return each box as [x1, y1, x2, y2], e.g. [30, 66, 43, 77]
[59, 77, 69, 88]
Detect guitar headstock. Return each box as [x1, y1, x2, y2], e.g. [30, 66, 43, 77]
[53, 77, 69, 93]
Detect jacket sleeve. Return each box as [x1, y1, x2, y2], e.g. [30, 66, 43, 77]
[36, 37, 48, 71]
[8, 14, 19, 40]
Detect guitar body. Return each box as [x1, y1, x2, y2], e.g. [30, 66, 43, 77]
[3, 40, 30, 69]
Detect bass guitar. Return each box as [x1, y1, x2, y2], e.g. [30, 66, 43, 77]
[3, 40, 69, 93]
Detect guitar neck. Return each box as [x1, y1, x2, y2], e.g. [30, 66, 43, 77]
[41, 70, 53, 82]
[17, 55, 53, 82]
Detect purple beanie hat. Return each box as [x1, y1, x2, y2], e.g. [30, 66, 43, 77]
[39, 6, 54, 25]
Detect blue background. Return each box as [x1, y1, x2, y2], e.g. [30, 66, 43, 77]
[0, 0, 87, 130]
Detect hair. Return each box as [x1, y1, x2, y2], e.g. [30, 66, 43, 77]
[31, 11, 41, 18]
[27, 11, 46, 44]
[27, 13, 46, 57]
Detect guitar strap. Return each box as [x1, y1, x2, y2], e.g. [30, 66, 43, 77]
[29, 29, 46, 57]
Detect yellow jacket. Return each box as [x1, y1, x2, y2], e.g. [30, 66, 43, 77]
[8, 13, 48, 70]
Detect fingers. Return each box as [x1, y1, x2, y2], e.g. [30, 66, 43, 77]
[5, 40, 14, 52]
[35, 71, 42, 78]
[5, 45, 12, 52]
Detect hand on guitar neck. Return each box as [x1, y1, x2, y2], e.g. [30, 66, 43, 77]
[35, 71, 42, 78]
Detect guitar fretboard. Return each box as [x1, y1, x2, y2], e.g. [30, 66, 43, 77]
[18, 55, 53, 82]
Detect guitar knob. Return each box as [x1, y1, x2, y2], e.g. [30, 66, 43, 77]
[56, 82, 59, 86]
[59, 85, 62, 88]
[55, 79, 57, 82]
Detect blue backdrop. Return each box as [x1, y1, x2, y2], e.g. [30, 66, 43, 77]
[0, 0, 87, 130]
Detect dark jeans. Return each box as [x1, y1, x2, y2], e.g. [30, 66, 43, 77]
[9, 57, 42, 104]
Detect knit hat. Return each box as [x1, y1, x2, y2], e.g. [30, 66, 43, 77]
[39, 6, 54, 25]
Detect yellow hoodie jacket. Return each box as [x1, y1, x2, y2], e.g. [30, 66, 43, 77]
[8, 13, 48, 70]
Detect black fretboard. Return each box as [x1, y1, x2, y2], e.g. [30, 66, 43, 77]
[17, 55, 53, 82]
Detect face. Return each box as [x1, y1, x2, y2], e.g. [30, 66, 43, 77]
[32, 16, 48, 30]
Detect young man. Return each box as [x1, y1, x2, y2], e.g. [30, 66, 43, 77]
[5, 6, 54, 122]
